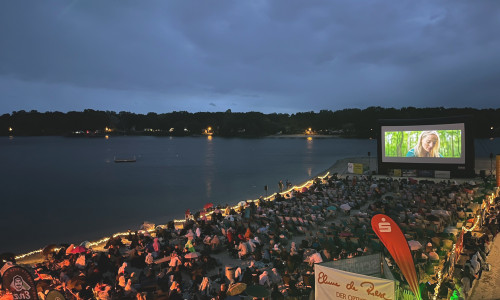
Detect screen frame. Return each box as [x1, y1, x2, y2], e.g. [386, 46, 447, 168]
[381, 123, 465, 164]
[377, 116, 475, 177]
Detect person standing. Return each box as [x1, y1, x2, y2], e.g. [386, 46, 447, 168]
[279, 180, 284, 193]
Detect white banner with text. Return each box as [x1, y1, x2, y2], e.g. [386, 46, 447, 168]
[315, 264, 395, 300]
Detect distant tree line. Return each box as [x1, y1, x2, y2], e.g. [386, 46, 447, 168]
[1, 107, 499, 138]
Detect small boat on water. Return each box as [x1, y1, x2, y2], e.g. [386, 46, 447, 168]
[114, 156, 136, 163]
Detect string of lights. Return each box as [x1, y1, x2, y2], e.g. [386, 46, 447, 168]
[432, 269, 443, 300]
[462, 215, 481, 233]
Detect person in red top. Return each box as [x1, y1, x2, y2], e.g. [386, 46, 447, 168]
[227, 229, 234, 244]
[244, 228, 253, 241]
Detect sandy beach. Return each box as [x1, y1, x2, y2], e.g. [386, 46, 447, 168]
[469, 234, 500, 299]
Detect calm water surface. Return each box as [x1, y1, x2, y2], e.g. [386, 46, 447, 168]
[1, 136, 379, 253]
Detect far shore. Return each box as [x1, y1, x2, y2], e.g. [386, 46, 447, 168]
[266, 134, 343, 138]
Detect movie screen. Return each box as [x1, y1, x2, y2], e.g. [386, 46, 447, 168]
[381, 123, 465, 164]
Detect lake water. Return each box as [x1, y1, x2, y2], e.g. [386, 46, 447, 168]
[1, 136, 379, 253]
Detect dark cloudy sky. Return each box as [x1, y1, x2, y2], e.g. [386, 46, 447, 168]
[1, 1, 499, 114]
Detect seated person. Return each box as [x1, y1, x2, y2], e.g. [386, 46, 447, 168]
[238, 242, 249, 259]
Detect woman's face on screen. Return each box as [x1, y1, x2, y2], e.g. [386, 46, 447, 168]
[422, 134, 438, 153]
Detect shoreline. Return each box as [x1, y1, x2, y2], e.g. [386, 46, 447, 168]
[266, 134, 343, 138]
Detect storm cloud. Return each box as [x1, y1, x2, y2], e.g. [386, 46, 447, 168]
[1, 0, 499, 114]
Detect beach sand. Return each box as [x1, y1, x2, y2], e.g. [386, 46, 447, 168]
[326, 156, 378, 175]
[469, 235, 500, 300]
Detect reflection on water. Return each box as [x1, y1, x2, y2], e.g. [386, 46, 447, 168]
[304, 137, 314, 175]
[205, 136, 214, 198]
[306, 136, 313, 152]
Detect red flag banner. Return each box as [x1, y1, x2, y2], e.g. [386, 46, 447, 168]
[371, 214, 421, 300]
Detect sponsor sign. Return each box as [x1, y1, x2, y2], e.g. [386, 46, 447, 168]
[1, 266, 38, 300]
[417, 170, 434, 178]
[371, 215, 421, 300]
[348, 163, 363, 174]
[315, 264, 394, 300]
[401, 169, 417, 177]
[434, 170, 451, 179]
